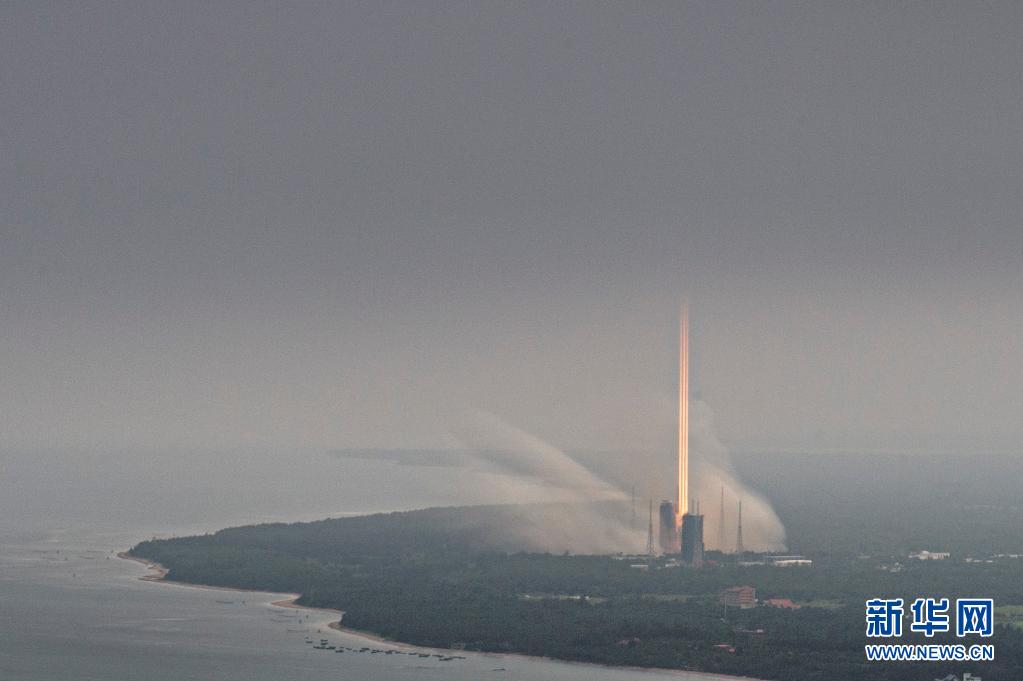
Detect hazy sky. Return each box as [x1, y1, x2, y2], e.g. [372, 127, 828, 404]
[2, 2, 1021, 454]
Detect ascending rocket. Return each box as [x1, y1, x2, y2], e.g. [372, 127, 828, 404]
[678, 301, 689, 520]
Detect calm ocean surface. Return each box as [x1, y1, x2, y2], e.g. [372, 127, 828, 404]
[0, 449, 739, 681]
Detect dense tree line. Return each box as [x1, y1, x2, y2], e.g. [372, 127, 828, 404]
[131, 503, 1023, 681]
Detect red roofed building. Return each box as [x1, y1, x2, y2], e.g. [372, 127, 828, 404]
[719, 585, 757, 608]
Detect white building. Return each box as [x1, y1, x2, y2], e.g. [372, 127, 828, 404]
[909, 550, 950, 560]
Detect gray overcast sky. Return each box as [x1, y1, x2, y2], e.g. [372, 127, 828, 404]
[1, 2, 1021, 453]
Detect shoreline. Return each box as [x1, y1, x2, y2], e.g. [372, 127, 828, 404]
[118, 552, 282, 594]
[117, 550, 760, 680]
[118, 552, 168, 581]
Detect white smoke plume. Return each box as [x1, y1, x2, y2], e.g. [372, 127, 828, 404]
[446, 410, 646, 554]
[332, 404, 784, 555]
[688, 399, 787, 552]
[450, 410, 625, 501]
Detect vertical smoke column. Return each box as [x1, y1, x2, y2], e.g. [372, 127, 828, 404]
[677, 302, 689, 520]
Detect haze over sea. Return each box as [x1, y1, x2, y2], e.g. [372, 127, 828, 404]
[0, 448, 740, 681]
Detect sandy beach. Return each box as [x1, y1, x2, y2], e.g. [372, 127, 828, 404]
[270, 596, 344, 619]
[118, 552, 278, 593]
[117, 552, 168, 581]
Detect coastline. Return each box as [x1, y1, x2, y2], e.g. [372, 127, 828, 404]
[118, 552, 279, 593]
[118, 550, 761, 681]
[118, 552, 168, 582]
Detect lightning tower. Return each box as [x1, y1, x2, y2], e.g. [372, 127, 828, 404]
[718, 486, 726, 551]
[645, 500, 654, 555]
[736, 499, 744, 555]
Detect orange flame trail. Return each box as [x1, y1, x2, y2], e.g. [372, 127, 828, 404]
[677, 302, 689, 522]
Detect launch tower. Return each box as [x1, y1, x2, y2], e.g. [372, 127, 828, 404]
[658, 500, 679, 553]
[680, 506, 704, 567]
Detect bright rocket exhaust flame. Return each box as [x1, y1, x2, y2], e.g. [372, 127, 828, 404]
[677, 301, 689, 525]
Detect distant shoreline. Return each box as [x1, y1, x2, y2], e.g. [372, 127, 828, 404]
[119, 552, 280, 594]
[117, 548, 458, 650]
[117, 550, 759, 680]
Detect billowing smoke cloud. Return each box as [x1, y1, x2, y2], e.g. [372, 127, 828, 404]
[442, 402, 787, 554]
[689, 399, 787, 552]
[450, 411, 624, 500]
[329, 402, 784, 555]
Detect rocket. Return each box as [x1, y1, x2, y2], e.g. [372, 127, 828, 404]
[677, 301, 689, 521]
